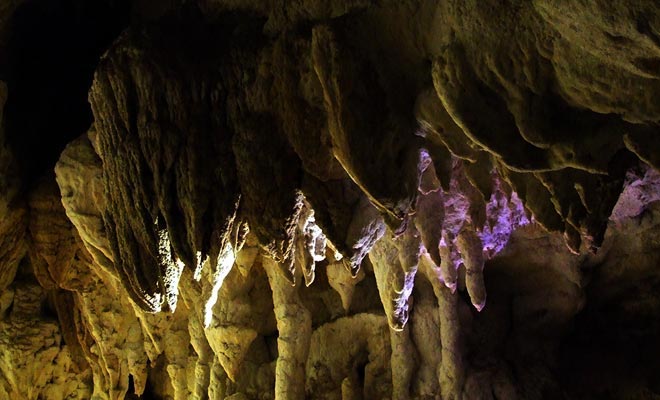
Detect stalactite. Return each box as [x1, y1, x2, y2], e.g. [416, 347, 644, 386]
[414, 188, 445, 267]
[326, 261, 365, 312]
[370, 225, 421, 331]
[295, 203, 327, 287]
[456, 227, 486, 311]
[89, 23, 245, 312]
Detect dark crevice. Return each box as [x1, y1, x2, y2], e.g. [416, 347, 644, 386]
[126, 373, 162, 399]
[3, 0, 131, 187]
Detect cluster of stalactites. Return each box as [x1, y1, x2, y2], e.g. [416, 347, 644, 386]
[87, 11, 635, 326]
[87, 20, 420, 314]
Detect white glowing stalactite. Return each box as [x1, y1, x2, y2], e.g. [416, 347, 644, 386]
[297, 204, 327, 287]
[479, 189, 530, 258]
[412, 158, 531, 313]
[156, 222, 184, 312]
[370, 225, 421, 331]
[193, 251, 204, 281]
[203, 243, 235, 328]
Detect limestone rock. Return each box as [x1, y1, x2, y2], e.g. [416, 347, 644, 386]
[27, 177, 80, 290]
[311, 24, 423, 227]
[370, 224, 421, 331]
[2, 2, 660, 399]
[305, 313, 391, 399]
[55, 129, 113, 274]
[263, 256, 312, 400]
[0, 281, 92, 399]
[0, 81, 26, 293]
[89, 22, 244, 311]
[326, 261, 365, 312]
[206, 325, 258, 382]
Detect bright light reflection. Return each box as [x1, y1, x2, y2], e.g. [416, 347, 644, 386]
[203, 243, 235, 328]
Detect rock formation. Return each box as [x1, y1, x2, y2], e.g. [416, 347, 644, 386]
[1, 0, 660, 399]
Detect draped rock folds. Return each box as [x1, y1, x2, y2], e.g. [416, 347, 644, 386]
[88, 13, 425, 312]
[89, 21, 244, 311]
[87, 1, 660, 319]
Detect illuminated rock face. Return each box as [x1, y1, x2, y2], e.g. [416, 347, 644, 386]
[1, 1, 660, 399]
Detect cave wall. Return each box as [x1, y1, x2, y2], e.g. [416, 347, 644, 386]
[1, 1, 660, 399]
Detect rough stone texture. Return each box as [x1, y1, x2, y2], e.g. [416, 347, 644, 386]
[54, 128, 113, 274]
[0, 81, 26, 293]
[1, 1, 660, 399]
[0, 281, 92, 399]
[305, 313, 391, 399]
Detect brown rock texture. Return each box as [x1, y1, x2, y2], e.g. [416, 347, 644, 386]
[1, 1, 660, 399]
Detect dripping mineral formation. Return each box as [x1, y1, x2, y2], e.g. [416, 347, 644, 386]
[1, 0, 660, 399]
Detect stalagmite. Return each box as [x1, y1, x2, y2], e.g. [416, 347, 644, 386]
[263, 256, 312, 400]
[306, 314, 391, 399]
[186, 309, 213, 400]
[419, 254, 464, 400]
[390, 326, 416, 400]
[76, 280, 149, 400]
[437, 271, 466, 398]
